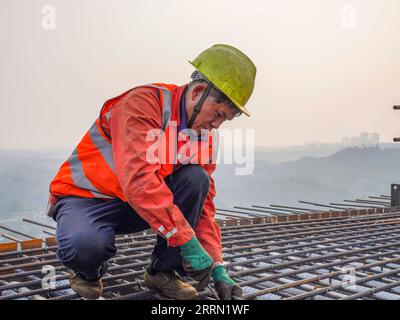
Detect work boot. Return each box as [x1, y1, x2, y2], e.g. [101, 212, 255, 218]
[68, 270, 103, 300]
[144, 269, 198, 300]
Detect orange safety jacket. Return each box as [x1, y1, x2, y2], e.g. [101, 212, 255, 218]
[49, 84, 222, 261]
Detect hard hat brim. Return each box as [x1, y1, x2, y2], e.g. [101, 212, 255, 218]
[189, 60, 251, 117]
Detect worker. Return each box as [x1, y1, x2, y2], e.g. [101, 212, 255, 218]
[47, 44, 256, 300]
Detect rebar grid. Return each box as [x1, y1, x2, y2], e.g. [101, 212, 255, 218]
[1, 209, 400, 300]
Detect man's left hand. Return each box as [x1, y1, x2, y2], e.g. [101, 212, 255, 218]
[211, 265, 243, 300]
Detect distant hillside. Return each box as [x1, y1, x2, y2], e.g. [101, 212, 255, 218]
[255, 143, 400, 163]
[214, 146, 400, 209]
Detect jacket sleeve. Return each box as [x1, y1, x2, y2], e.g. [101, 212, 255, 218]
[108, 87, 195, 247]
[195, 163, 223, 263]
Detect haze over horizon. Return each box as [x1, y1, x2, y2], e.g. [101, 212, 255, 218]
[0, 132, 394, 152]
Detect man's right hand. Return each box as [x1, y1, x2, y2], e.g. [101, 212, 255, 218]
[179, 237, 214, 290]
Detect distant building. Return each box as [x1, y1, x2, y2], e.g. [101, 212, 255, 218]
[341, 132, 380, 147]
[370, 132, 380, 145]
[360, 132, 369, 145]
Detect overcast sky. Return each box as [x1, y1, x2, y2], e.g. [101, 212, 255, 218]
[0, 0, 399, 150]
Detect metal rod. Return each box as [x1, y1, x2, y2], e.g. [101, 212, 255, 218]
[216, 208, 261, 216]
[215, 212, 246, 219]
[354, 199, 391, 205]
[330, 203, 381, 209]
[298, 201, 346, 210]
[22, 218, 56, 230]
[368, 196, 392, 201]
[251, 205, 309, 215]
[343, 199, 390, 207]
[215, 210, 249, 218]
[215, 208, 247, 218]
[0, 224, 38, 240]
[43, 230, 56, 236]
[234, 206, 290, 216]
[269, 204, 324, 213]
[1, 233, 22, 243]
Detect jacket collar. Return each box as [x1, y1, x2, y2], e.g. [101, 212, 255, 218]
[171, 84, 188, 129]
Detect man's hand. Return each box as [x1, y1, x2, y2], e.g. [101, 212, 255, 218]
[212, 265, 243, 300]
[179, 237, 214, 290]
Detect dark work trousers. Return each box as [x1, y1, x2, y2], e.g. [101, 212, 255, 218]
[52, 165, 210, 282]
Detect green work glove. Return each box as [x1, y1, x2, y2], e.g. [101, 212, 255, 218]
[179, 237, 214, 290]
[212, 265, 243, 300]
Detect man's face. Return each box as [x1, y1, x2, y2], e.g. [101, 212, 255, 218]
[187, 84, 239, 135]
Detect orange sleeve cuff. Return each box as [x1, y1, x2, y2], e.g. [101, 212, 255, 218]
[167, 224, 195, 247]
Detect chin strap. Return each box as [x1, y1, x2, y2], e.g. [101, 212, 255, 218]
[187, 82, 213, 129]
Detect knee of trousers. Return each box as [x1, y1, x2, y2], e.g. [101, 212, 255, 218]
[175, 165, 210, 198]
[57, 229, 116, 272]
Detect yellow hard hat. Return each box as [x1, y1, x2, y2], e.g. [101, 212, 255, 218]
[189, 44, 256, 116]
